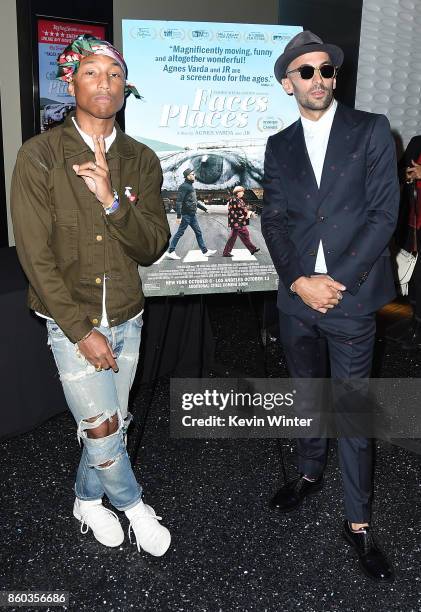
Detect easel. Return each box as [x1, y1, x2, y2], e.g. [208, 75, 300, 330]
[246, 290, 290, 485]
[129, 293, 208, 466]
[129, 289, 290, 487]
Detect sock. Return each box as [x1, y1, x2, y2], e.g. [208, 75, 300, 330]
[125, 499, 145, 520]
[349, 521, 368, 533]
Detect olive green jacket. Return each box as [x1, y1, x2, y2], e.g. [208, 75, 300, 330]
[11, 113, 169, 343]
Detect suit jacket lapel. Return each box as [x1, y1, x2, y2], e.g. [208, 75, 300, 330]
[318, 103, 352, 203]
[285, 120, 319, 195]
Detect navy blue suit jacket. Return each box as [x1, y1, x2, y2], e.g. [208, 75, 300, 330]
[262, 102, 400, 316]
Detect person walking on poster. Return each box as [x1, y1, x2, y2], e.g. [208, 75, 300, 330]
[262, 31, 399, 581]
[166, 168, 216, 259]
[11, 35, 171, 556]
[222, 186, 260, 257]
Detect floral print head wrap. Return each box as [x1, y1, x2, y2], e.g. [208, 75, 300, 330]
[56, 34, 141, 99]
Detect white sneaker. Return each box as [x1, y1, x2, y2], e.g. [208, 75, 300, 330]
[126, 501, 171, 557]
[73, 498, 124, 547]
[165, 251, 181, 260]
[203, 249, 217, 257]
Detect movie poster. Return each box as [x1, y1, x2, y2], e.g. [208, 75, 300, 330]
[123, 20, 302, 296]
[37, 18, 106, 132]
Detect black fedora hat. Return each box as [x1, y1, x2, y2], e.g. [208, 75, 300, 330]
[274, 30, 344, 83]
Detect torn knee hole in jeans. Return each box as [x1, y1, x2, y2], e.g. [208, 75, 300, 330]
[84, 412, 108, 424]
[76, 410, 121, 445]
[93, 452, 123, 470]
[82, 411, 109, 429]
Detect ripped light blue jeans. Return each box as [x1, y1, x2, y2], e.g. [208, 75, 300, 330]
[47, 315, 143, 511]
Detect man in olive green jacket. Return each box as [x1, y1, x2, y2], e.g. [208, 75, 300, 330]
[11, 35, 171, 556]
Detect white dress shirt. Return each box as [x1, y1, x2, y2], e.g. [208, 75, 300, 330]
[301, 99, 337, 274]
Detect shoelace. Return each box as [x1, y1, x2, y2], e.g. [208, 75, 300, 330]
[350, 526, 378, 555]
[294, 479, 304, 493]
[128, 510, 163, 551]
[360, 530, 377, 555]
[295, 477, 315, 493]
[80, 506, 119, 534]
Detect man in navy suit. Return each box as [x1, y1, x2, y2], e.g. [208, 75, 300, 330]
[262, 31, 399, 582]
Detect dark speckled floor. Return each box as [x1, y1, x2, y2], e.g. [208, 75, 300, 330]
[1, 295, 420, 611]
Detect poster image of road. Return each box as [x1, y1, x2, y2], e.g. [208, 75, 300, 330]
[142, 199, 278, 296]
[122, 20, 302, 296]
[37, 19, 105, 132]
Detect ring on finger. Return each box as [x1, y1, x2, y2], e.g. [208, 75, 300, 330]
[95, 365, 102, 372]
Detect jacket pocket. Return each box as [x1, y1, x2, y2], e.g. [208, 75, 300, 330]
[51, 209, 78, 262]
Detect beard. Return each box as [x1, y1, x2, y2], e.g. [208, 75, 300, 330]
[296, 85, 334, 112]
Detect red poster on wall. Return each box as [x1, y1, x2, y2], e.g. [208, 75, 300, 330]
[37, 18, 106, 132]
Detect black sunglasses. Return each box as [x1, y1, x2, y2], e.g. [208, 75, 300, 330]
[286, 64, 337, 80]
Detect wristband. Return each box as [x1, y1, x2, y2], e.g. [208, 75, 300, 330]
[104, 191, 120, 215]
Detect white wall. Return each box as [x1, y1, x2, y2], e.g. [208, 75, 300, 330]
[355, 0, 421, 148]
[0, 0, 21, 245]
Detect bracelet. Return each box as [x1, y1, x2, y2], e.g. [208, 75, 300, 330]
[79, 329, 94, 342]
[104, 190, 120, 215]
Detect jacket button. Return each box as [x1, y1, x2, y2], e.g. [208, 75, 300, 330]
[95, 277, 102, 284]
[96, 235, 103, 242]
[318, 216, 325, 222]
[92, 318, 99, 325]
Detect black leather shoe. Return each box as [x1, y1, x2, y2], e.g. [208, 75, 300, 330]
[223, 253, 233, 257]
[251, 248, 260, 254]
[399, 320, 421, 350]
[342, 521, 394, 582]
[270, 474, 323, 512]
